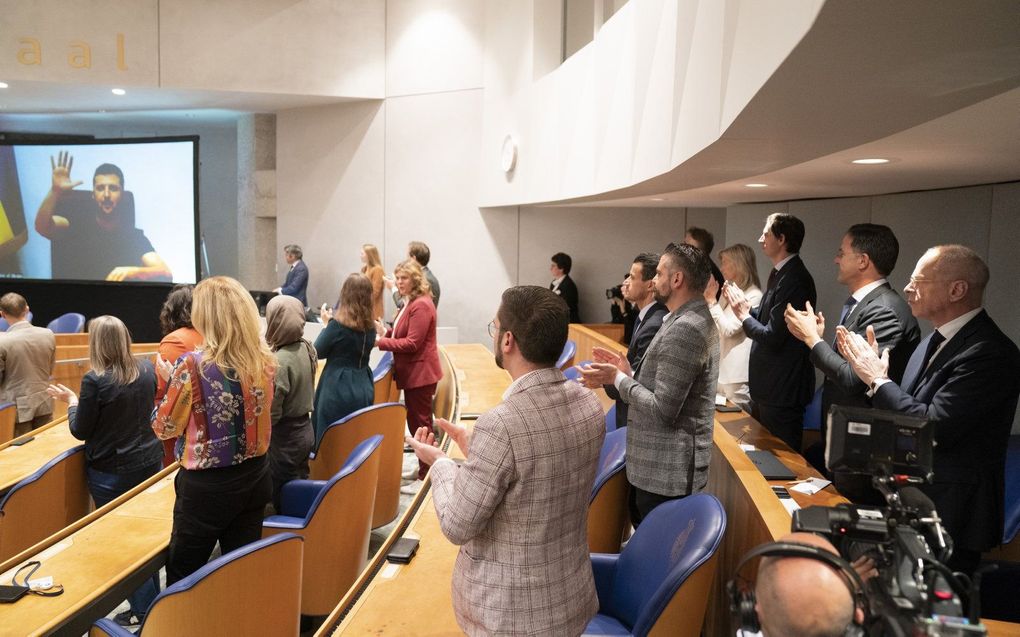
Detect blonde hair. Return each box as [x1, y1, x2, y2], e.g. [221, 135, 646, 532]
[361, 244, 382, 272]
[191, 276, 275, 386]
[719, 244, 761, 291]
[336, 273, 376, 332]
[394, 259, 431, 301]
[88, 315, 140, 385]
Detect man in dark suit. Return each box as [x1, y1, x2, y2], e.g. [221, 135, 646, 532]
[724, 213, 816, 452]
[684, 227, 725, 300]
[785, 223, 920, 428]
[603, 253, 668, 430]
[550, 252, 581, 323]
[579, 243, 719, 525]
[274, 244, 308, 307]
[839, 244, 1020, 575]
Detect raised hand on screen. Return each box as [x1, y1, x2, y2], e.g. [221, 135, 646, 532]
[51, 151, 84, 194]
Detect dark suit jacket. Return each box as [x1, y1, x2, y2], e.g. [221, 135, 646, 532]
[811, 282, 920, 416]
[605, 301, 668, 429]
[743, 255, 817, 407]
[281, 260, 309, 307]
[554, 275, 581, 323]
[873, 310, 1020, 551]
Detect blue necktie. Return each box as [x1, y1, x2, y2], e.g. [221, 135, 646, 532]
[631, 315, 642, 346]
[838, 296, 857, 326]
[907, 330, 945, 394]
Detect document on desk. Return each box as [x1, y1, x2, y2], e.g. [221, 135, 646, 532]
[789, 477, 831, 495]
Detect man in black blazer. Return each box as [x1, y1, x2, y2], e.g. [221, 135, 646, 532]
[724, 213, 816, 452]
[684, 227, 725, 301]
[785, 224, 920, 428]
[274, 244, 309, 307]
[839, 245, 1020, 575]
[550, 252, 581, 323]
[603, 253, 668, 430]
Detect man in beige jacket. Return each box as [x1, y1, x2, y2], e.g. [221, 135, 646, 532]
[0, 293, 56, 437]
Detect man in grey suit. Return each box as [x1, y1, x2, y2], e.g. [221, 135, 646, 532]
[387, 240, 441, 309]
[580, 242, 720, 525]
[0, 293, 56, 437]
[407, 285, 604, 636]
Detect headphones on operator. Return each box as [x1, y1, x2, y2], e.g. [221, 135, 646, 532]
[727, 541, 866, 637]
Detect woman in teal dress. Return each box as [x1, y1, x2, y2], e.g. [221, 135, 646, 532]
[313, 273, 377, 444]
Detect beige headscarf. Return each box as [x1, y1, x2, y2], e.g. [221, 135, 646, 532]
[265, 295, 317, 374]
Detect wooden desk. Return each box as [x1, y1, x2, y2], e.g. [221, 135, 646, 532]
[441, 344, 510, 417]
[0, 468, 177, 637]
[0, 418, 76, 495]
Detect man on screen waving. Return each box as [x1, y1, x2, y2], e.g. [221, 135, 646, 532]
[35, 151, 172, 282]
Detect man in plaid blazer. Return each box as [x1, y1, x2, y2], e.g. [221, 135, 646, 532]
[581, 242, 720, 525]
[408, 285, 605, 636]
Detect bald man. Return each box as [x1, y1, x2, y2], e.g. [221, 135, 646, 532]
[754, 532, 865, 637]
[839, 244, 1020, 575]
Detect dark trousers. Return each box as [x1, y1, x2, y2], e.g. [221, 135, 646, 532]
[166, 455, 271, 586]
[13, 413, 53, 438]
[404, 383, 437, 480]
[268, 415, 313, 511]
[628, 484, 683, 528]
[752, 401, 805, 453]
[88, 462, 162, 616]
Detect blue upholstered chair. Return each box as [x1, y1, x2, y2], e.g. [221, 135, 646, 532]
[372, 350, 393, 382]
[587, 427, 629, 553]
[309, 403, 406, 528]
[372, 350, 399, 404]
[47, 312, 86, 334]
[0, 445, 90, 562]
[562, 359, 591, 382]
[604, 403, 618, 433]
[583, 493, 727, 637]
[264, 435, 382, 616]
[90, 533, 304, 637]
[556, 339, 577, 370]
[0, 312, 32, 331]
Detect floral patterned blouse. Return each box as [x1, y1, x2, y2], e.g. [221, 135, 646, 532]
[152, 351, 274, 470]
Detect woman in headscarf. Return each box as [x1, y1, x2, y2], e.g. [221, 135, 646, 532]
[264, 295, 317, 510]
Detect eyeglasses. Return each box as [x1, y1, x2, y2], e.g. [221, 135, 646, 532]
[487, 320, 497, 338]
[907, 277, 945, 286]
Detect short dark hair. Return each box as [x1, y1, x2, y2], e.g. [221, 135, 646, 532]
[0, 292, 28, 318]
[93, 163, 124, 188]
[284, 244, 302, 259]
[663, 242, 712, 293]
[159, 285, 194, 336]
[686, 227, 714, 254]
[497, 286, 568, 366]
[846, 224, 898, 277]
[408, 241, 431, 266]
[766, 213, 806, 254]
[551, 252, 572, 274]
[633, 252, 659, 282]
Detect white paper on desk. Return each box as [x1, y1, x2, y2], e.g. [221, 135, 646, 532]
[715, 394, 727, 406]
[780, 498, 801, 516]
[738, 444, 756, 452]
[790, 478, 831, 495]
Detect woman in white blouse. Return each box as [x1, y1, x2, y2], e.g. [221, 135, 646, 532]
[704, 244, 762, 411]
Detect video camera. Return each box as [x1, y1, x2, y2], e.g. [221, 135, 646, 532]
[605, 285, 624, 301]
[792, 405, 989, 636]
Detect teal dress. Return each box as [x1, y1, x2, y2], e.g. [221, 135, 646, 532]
[313, 320, 376, 444]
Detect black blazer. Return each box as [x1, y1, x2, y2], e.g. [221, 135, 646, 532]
[743, 255, 817, 407]
[873, 310, 1020, 551]
[554, 275, 581, 323]
[810, 282, 920, 416]
[605, 301, 668, 429]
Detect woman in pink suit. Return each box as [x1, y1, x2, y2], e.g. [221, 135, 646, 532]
[376, 259, 442, 481]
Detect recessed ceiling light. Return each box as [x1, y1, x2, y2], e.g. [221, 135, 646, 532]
[744, 183, 769, 188]
[851, 158, 890, 165]
[111, 88, 126, 96]
[0, 82, 9, 89]
[650, 197, 665, 201]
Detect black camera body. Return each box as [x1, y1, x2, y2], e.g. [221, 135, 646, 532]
[605, 285, 623, 300]
[791, 406, 988, 636]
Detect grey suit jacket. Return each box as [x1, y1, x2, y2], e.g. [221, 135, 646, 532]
[619, 298, 720, 496]
[0, 321, 56, 422]
[430, 367, 604, 636]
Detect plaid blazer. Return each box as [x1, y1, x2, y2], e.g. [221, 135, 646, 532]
[430, 367, 605, 636]
[618, 297, 720, 496]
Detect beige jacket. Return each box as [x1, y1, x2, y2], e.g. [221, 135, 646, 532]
[0, 321, 56, 422]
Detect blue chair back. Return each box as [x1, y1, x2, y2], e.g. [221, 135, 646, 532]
[604, 403, 618, 433]
[562, 359, 590, 382]
[802, 386, 822, 431]
[591, 428, 626, 502]
[0, 317, 6, 332]
[301, 434, 383, 523]
[556, 339, 577, 370]
[604, 493, 726, 635]
[372, 351, 394, 382]
[47, 312, 86, 334]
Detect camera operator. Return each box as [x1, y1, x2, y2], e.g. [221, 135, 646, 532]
[735, 532, 869, 637]
[607, 274, 635, 343]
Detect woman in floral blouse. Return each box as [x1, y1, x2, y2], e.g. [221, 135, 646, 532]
[152, 276, 276, 585]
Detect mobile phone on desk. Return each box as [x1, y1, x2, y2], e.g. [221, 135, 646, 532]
[386, 537, 420, 564]
[715, 404, 741, 413]
[10, 436, 35, 446]
[0, 584, 29, 603]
